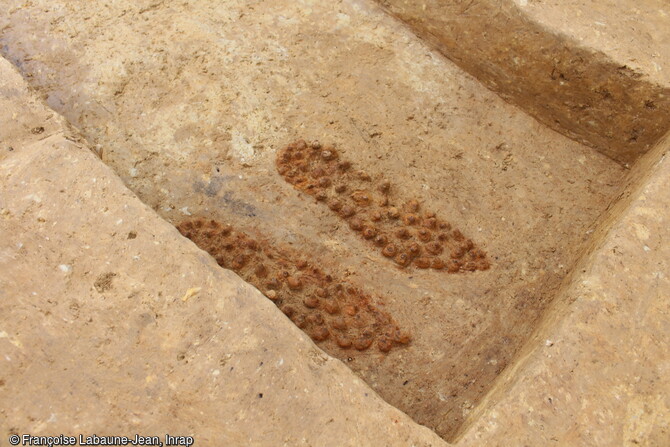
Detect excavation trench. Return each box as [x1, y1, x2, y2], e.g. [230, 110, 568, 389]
[0, 0, 648, 441]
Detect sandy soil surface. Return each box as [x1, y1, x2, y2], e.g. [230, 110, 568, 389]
[0, 0, 627, 440]
[377, 0, 670, 165]
[0, 68, 445, 444]
[514, 0, 670, 87]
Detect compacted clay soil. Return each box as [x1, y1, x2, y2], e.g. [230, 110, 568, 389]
[0, 0, 627, 440]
